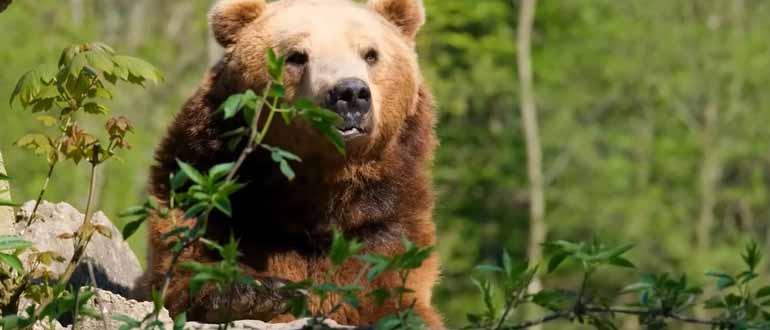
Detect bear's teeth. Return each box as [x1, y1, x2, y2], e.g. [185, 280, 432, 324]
[340, 127, 361, 136]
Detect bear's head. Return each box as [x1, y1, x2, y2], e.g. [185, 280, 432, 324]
[209, 0, 427, 169]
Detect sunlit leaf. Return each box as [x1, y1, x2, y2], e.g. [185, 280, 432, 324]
[0, 235, 32, 251]
[0, 253, 24, 273]
[176, 160, 204, 184]
[36, 115, 58, 127]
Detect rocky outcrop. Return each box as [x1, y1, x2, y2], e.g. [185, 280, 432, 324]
[12, 202, 354, 330]
[16, 201, 143, 298]
[0, 150, 13, 235]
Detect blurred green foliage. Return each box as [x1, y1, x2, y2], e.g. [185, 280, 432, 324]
[1, 1, 770, 328]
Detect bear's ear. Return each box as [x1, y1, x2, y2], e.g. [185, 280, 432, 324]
[210, 0, 267, 47]
[368, 0, 425, 40]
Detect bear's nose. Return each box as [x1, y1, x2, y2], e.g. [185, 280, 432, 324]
[324, 78, 372, 117]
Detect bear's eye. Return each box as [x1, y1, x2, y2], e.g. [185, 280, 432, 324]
[364, 49, 379, 65]
[286, 52, 309, 66]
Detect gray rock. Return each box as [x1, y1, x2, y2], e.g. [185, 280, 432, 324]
[15, 201, 143, 298]
[10, 202, 354, 330]
[31, 320, 68, 330]
[184, 318, 354, 330]
[76, 288, 173, 330]
[0, 151, 13, 235]
[78, 289, 352, 330]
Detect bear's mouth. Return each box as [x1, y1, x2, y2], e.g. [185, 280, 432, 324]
[337, 126, 367, 139]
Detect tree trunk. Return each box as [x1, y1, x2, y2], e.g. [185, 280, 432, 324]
[126, 0, 148, 51]
[0, 150, 14, 235]
[517, 0, 546, 325]
[696, 101, 720, 252]
[70, 0, 84, 27]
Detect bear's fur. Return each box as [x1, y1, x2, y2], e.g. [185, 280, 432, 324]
[143, 0, 442, 328]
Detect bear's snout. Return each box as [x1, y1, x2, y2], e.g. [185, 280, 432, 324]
[324, 78, 373, 139]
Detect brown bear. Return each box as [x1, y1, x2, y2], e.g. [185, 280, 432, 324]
[144, 0, 442, 328]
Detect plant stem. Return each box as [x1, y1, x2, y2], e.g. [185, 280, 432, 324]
[502, 306, 729, 329]
[496, 285, 527, 330]
[27, 160, 56, 225]
[87, 260, 111, 330]
[57, 160, 98, 286]
[226, 82, 273, 183]
[506, 311, 571, 329]
[32, 150, 100, 320]
[72, 288, 80, 330]
[27, 117, 72, 226]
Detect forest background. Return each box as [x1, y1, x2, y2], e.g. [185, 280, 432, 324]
[1, 1, 769, 328]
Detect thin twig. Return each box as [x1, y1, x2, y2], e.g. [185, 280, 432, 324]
[87, 260, 111, 330]
[26, 117, 72, 227]
[506, 311, 571, 330]
[225, 81, 273, 183]
[501, 306, 729, 329]
[32, 148, 100, 320]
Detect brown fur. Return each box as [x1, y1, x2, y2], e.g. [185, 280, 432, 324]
[143, 0, 442, 328]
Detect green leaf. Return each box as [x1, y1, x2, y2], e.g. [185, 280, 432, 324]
[10, 70, 42, 108]
[502, 249, 513, 276]
[83, 102, 108, 114]
[37, 85, 59, 99]
[112, 314, 141, 329]
[69, 53, 88, 77]
[122, 219, 145, 240]
[35, 115, 58, 127]
[296, 100, 346, 155]
[0, 173, 9, 180]
[85, 50, 115, 73]
[621, 283, 650, 294]
[330, 229, 363, 266]
[703, 297, 726, 309]
[0, 253, 24, 273]
[756, 286, 770, 299]
[375, 314, 403, 330]
[279, 161, 296, 181]
[176, 160, 205, 184]
[474, 264, 504, 273]
[173, 313, 186, 330]
[547, 252, 570, 273]
[188, 271, 219, 295]
[607, 243, 636, 258]
[220, 94, 244, 119]
[266, 48, 285, 81]
[15, 133, 53, 157]
[208, 163, 234, 180]
[0, 199, 20, 207]
[368, 288, 391, 307]
[213, 195, 233, 217]
[742, 241, 761, 272]
[113, 55, 164, 84]
[359, 254, 392, 281]
[706, 272, 737, 290]
[119, 206, 147, 218]
[269, 84, 286, 98]
[184, 202, 209, 219]
[0, 236, 32, 251]
[170, 171, 189, 192]
[262, 145, 302, 180]
[609, 257, 636, 268]
[532, 290, 568, 311]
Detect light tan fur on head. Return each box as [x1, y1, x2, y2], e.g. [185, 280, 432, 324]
[210, 0, 425, 165]
[210, 0, 267, 47]
[367, 0, 425, 40]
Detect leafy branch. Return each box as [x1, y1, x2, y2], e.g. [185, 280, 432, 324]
[464, 240, 770, 330]
[116, 48, 345, 330]
[1, 42, 161, 328]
